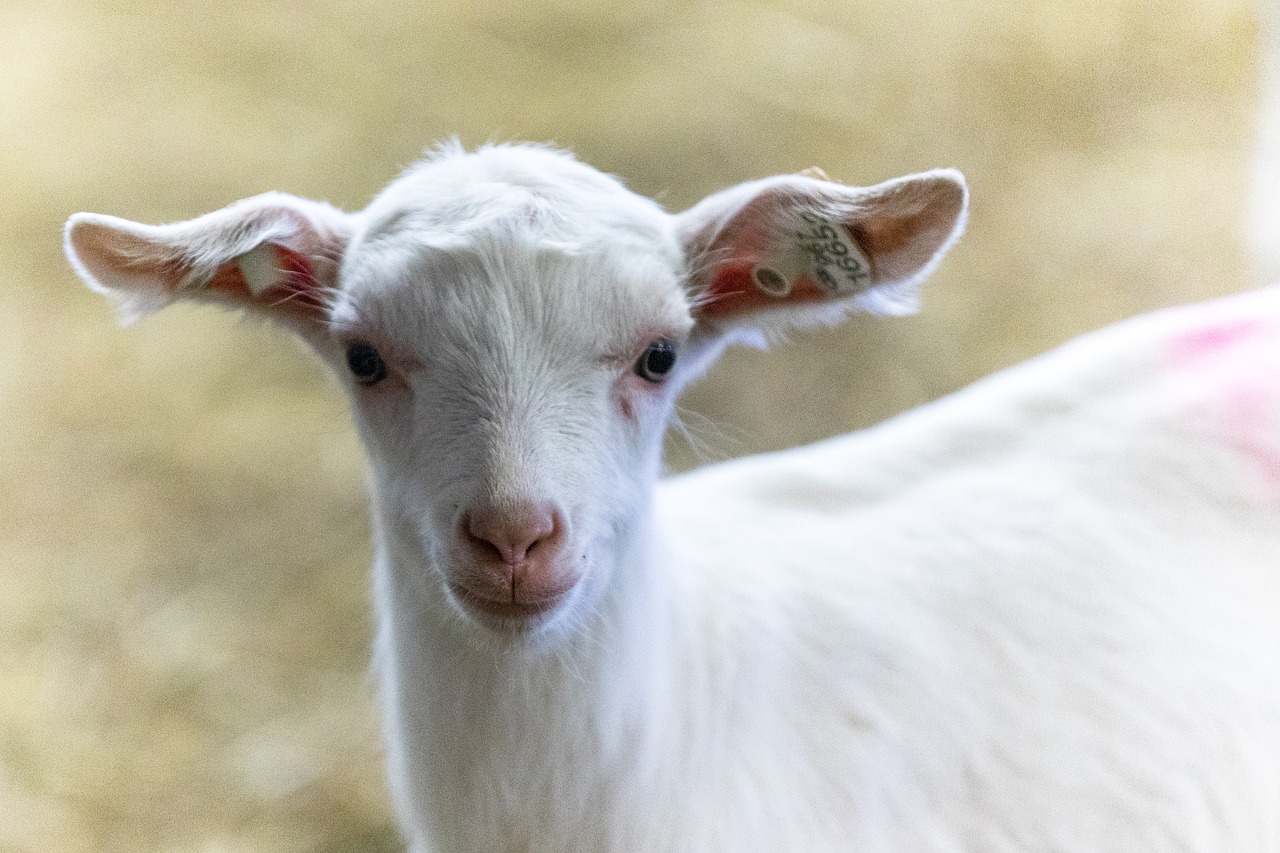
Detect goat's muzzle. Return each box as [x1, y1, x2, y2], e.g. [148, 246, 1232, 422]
[448, 500, 579, 620]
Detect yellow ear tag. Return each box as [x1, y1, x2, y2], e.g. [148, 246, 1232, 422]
[748, 166, 872, 300]
[794, 212, 872, 296]
[235, 244, 280, 296]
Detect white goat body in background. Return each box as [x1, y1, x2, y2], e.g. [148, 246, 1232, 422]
[65, 144, 1280, 852]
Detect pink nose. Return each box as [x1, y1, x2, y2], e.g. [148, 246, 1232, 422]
[461, 500, 562, 575]
[456, 501, 572, 615]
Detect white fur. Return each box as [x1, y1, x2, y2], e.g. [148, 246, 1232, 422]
[65, 144, 1280, 852]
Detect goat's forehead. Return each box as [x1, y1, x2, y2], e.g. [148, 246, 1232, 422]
[335, 233, 692, 358]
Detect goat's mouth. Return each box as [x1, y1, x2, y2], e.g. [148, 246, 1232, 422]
[446, 580, 575, 623]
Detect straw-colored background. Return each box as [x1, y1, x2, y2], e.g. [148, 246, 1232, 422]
[0, 1, 1265, 850]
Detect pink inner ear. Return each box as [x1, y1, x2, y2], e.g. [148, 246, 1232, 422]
[207, 262, 251, 298]
[691, 183, 871, 320]
[701, 263, 830, 318]
[206, 245, 327, 317]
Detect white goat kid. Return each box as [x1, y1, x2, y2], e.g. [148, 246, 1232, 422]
[66, 144, 1280, 852]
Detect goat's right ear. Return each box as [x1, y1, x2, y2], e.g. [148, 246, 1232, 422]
[676, 168, 967, 338]
[64, 193, 353, 326]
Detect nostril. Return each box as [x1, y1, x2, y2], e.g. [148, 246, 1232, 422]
[524, 508, 557, 555]
[462, 512, 506, 562]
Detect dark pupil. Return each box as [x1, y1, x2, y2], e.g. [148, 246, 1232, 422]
[641, 340, 677, 379]
[346, 343, 387, 384]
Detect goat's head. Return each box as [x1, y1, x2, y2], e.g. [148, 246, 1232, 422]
[65, 143, 967, 639]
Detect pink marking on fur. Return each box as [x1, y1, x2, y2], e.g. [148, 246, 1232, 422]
[1172, 317, 1280, 498]
[1219, 382, 1280, 490]
[1168, 317, 1263, 366]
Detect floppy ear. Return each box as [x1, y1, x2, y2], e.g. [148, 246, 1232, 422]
[64, 192, 353, 328]
[676, 168, 967, 336]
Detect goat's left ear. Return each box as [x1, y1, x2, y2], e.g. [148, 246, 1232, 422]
[676, 168, 967, 333]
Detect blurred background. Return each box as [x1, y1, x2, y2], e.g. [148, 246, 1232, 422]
[0, 0, 1267, 850]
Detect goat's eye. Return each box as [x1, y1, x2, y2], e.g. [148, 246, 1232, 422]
[346, 342, 388, 386]
[635, 338, 677, 383]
